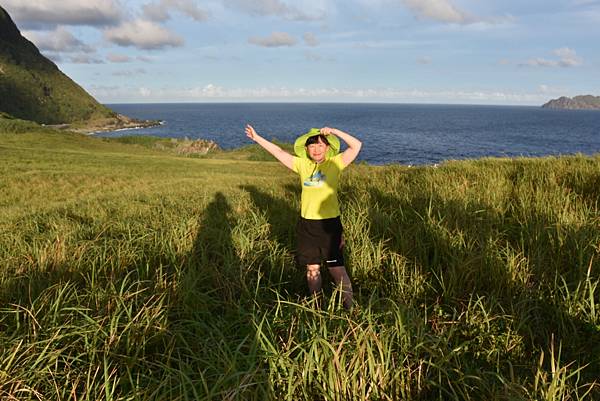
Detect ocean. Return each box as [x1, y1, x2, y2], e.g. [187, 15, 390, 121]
[101, 103, 600, 165]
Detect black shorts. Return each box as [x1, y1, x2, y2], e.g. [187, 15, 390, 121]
[296, 216, 345, 268]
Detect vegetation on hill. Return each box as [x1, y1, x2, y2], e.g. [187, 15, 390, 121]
[0, 6, 159, 132]
[101, 134, 294, 160]
[1, 124, 599, 400]
[0, 6, 115, 124]
[542, 95, 600, 110]
[0, 111, 52, 133]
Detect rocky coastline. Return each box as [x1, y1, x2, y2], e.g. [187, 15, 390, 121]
[44, 113, 162, 134]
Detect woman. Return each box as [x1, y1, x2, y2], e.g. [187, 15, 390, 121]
[245, 124, 362, 309]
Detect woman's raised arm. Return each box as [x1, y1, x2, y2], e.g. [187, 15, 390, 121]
[320, 127, 362, 167]
[245, 125, 294, 170]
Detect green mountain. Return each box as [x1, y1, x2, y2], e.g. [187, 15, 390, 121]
[0, 6, 116, 125]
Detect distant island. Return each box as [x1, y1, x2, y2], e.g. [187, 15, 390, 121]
[542, 95, 600, 110]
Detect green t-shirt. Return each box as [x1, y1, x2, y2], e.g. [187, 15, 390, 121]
[292, 154, 346, 220]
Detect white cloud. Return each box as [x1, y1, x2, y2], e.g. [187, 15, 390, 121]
[522, 47, 583, 68]
[107, 53, 133, 63]
[305, 52, 323, 62]
[303, 32, 319, 47]
[104, 19, 184, 50]
[225, 0, 284, 17]
[137, 55, 155, 62]
[304, 51, 334, 62]
[525, 58, 558, 67]
[401, 0, 475, 24]
[223, 0, 325, 21]
[537, 84, 566, 94]
[553, 47, 583, 66]
[69, 54, 105, 64]
[192, 83, 224, 96]
[113, 68, 147, 76]
[2, 0, 122, 28]
[142, 2, 171, 21]
[22, 27, 95, 53]
[142, 0, 209, 22]
[248, 32, 297, 47]
[90, 84, 553, 105]
[416, 56, 432, 64]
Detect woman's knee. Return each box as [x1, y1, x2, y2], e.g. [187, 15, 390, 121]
[306, 264, 321, 278]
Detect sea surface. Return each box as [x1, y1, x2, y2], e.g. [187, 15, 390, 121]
[101, 103, 600, 165]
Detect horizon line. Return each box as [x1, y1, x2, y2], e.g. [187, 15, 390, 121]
[103, 100, 544, 107]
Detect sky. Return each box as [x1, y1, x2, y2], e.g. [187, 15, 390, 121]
[2, 0, 600, 105]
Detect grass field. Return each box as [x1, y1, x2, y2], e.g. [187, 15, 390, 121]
[1, 125, 599, 400]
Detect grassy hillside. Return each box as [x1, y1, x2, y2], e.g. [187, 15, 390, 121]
[0, 6, 115, 124]
[1, 126, 599, 400]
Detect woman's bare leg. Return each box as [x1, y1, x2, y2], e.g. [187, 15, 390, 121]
[306, 264, 322, 295]
[328, 266, 353, 309]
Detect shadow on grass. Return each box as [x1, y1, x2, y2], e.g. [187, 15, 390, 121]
[241, 185, 297, 252]
[361, 165, 600, 389]
[239, 185, 306, 298]
[170, 191, 268, 398]
[183, 191, 243, 309]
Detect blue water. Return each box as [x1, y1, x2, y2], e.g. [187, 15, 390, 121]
[100, 103, 600, 165]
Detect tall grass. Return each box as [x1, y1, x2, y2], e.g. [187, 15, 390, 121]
[1, 130, 599, 400]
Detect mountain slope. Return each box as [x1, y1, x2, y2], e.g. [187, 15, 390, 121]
[0, 6, 116, 124]
[542, 95, 600, 110]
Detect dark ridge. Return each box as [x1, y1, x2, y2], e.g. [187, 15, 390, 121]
[0, 5, 116, 125]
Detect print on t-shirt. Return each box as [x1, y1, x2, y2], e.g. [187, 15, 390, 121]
[304, 170, 326, 187]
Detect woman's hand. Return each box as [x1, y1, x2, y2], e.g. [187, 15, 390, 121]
[245, 124, 258, 141]
[320, 126, 362, 167]
[320, 127, 337, 136]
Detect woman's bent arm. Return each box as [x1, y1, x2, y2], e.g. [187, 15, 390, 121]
[245, 124, 294, 170]
[320, 127, 362, 167]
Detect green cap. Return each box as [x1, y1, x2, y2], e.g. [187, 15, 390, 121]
[293, 128, 341, 159]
